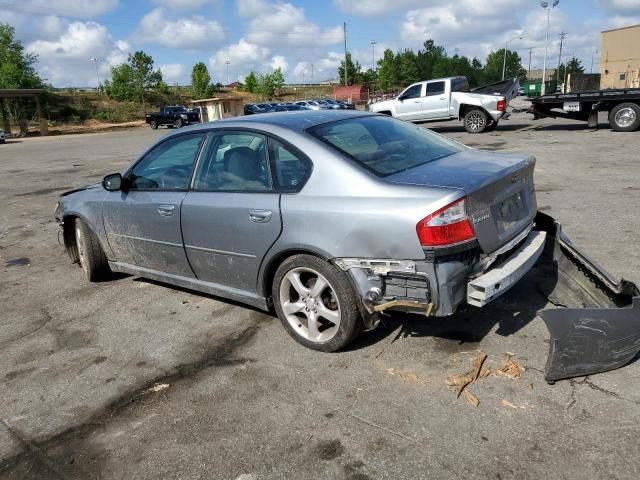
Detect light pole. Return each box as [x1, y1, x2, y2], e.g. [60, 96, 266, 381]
[540, 0, 559, 96]
[370, 40, 377, 71]
[502, 35, 523, 80]
[591, 49, 599, 73]
[90, 57, 100, 90]
[225, 60, 230, 85]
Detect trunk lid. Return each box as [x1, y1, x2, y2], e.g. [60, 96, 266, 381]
[385, 149, 537, 254]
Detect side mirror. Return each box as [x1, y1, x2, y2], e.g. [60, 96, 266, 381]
[103, 173, 123, 191]
[397, 95, 405, 102]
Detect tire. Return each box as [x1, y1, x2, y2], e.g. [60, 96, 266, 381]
[272, 254, 363, 352]
[149, 120, 158, 130]
[174, 118, 184, 128]
[74, 218, 110, 282]
[609, 103, 640, 132]
[464, 108, 489, 133]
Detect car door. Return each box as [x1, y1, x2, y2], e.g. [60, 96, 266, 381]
[394, 83, 424, 121]
[102, 132, 207, 277]
[419, 80, 449, 119]
[181, 131, 284, 293]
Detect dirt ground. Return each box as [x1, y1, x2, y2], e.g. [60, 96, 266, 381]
[1, 113, 640, 480]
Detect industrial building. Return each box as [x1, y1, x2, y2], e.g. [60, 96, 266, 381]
[600, 24, 640, 89]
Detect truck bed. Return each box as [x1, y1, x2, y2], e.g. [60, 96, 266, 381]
[531, 88, 640, 105]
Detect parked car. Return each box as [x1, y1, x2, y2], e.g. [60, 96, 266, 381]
[295, 100, 324, 110]
[244, 104, 267, 115]
[54, 110, 640, 381]
[369, 76, 518, 133]
[0, 128, 5, 144]
[314, 99, 341, 109]
[256, 103, 275, 112]
[145, 106, 200, 129]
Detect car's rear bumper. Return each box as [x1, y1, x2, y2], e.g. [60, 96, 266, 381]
[467, 230, 546, 307]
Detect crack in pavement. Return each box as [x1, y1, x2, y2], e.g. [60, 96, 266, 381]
[567, 376, 640, 409]
[0, 315, 270, 478]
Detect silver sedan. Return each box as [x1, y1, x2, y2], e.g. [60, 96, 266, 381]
[56, 111, 541, 351]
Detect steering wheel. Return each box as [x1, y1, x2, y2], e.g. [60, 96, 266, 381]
[160, 165, 190, 189]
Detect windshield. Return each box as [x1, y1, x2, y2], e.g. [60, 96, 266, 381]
[308, 115, 464, 177]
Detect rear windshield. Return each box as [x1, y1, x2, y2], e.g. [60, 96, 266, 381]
[307, 115, 464, 176]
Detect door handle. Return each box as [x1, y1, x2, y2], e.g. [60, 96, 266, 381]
[439, 97, 446, 100]
[249, 209, 272, 223]
[413, 100, 421, 103]
[157, 204, 175, 217]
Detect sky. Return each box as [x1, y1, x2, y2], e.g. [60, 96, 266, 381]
[1, 0, 639, 87]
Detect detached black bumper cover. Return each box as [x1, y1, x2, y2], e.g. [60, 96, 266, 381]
[535, 212, 640, 382]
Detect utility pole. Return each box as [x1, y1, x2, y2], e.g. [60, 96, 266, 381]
[527, 47, 534, 80]
[225, 60, 230, 85]
[557, 31, 567, 91]
[540, 1, 560, 96]
[311, 64, 314, 83]
[343, 22, 348, 85]
[370, 40, 377, 71]
[90, 57, 100, 90]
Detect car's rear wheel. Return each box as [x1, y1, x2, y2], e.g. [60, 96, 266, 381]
[149, 120, 158, 130]
[75, 218, 110, 282]
[272, 254, 363, 352]
[464, 108, 488, 133]
[609, 103, 640, 132]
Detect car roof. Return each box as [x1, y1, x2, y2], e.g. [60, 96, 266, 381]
[177, 110, 376, 134]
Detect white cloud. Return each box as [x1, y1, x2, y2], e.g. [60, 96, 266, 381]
[160, 64, 185, 83]
[209, 38, 270, 82]
[26, 21, 129, 87]
[135, 8, 224, 50]
[238, 1, 342, 48]
[153, 0, 211, 9]
[1, 0, 118, 18]
[333, 0, 424, 16]
[598, 0, 640, 14]
[270, 55, 288, 72]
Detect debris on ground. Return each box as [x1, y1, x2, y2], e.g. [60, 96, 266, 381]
[501, 399, 531, 410]
[445, 352, 489, 407]
[145, 383, 170, 394]
[385, 367, 427, 385]
[495, 354, 524, 380]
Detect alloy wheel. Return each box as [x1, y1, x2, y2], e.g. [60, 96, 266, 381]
[615, 107, 637, 129]
[279, 267, 341, 343]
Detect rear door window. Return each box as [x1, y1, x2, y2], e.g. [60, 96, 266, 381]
[268, 139, 312, 191]
[425, 81, 446, 96]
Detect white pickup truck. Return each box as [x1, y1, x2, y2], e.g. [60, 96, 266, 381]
[370, 76, 519, 133]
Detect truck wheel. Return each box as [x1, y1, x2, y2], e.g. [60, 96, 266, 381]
[609, 103, 640, 132]
[174, 118, 184, 128]
[464, 108, 488, 133]
[149, 120, 158, 130]
[272, 254, 363, 352]
[74, 218, 110, 282]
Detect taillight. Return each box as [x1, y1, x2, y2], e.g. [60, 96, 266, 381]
[497, 99, 506, 111]
[416, 198, 476, 247]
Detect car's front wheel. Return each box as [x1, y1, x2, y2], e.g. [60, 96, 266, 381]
[75, 218, 110, 281]
[174, 118, 184, 128]
[272, 254, 363, 352]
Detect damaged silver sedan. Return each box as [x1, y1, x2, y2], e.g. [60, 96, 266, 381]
[55, 111, 640, 382]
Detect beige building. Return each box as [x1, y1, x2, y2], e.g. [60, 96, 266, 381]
[600, 24, 640, 89]
[190, 94, 244, 122]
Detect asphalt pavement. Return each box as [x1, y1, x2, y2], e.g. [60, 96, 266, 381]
[1, 112, 639, 480]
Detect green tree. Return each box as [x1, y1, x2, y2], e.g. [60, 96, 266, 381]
[0, 23, 44, 88]
[338, 53, 362, 86]
[396, 49, 420, 86]
[555, 56, 585, 83]
[376, 49, 399, 91]
[105, 51, 163, 103]
[483, 49, 526, 83]
[257, 73, 275, 99]
[416, 39, 447, 81]
[271, 67, 285, 95]
[244, 71, 258, 93]
[191, 62, 213, 100]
